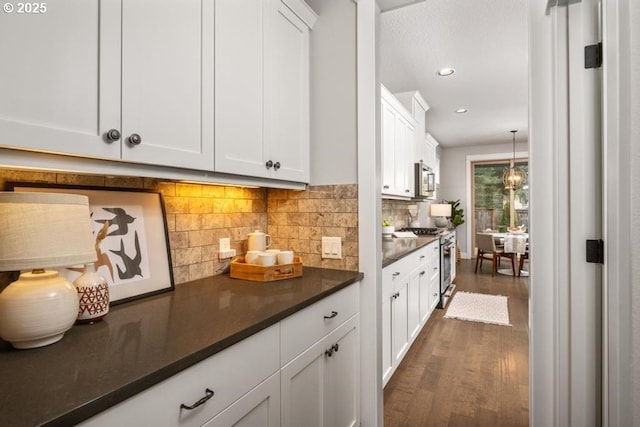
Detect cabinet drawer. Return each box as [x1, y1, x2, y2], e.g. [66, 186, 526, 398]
[280, 283, 359, 365]
[427, 240, 440, 259]
[80, 324, 280, 427]
[405, 245, 430, 272]
[382, 257, 409, 299]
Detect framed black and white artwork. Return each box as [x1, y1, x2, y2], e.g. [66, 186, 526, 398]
[8, 183, 175, 305]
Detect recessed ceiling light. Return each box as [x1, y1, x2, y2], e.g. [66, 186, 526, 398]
[437, 68, 455, 76]
[455, 108, 468, 113]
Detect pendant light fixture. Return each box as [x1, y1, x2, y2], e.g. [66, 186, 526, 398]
[502, 130, 525, 191]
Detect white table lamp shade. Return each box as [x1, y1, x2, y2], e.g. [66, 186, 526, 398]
[430, 203, 452, 218]
[0, 192, 97, 349]
[0, 192, 96, 270]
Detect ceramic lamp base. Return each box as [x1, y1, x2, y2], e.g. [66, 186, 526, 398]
[0, 270, 79, 349]
[434, 217, 449, 228]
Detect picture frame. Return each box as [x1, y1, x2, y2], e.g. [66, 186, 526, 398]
[7, 182, 175, 305]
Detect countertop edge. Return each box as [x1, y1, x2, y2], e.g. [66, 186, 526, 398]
[46, 271, 364, 427]
[382, 236, 440, 268]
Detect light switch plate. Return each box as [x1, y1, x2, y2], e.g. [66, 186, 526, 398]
[321, 236, 342, 259]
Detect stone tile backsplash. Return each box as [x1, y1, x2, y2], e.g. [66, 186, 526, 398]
[381, 199, 415, 229]
[267, 184, 359, 271]
[0, 169, 358, 288]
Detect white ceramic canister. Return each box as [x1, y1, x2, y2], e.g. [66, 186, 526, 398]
[247, 230, 272, 252]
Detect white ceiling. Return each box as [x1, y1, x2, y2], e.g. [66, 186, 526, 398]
[378, 0, 528, 148]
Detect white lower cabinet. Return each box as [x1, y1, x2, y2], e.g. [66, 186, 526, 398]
[382, 258, 409, 386]
[383, 240, 440, 386]
[428, 247, 441, 313]
[203, 372, 281, 427]
[281, 314, 359, 427]
[408, 268, 421, 341]
[79, 324, 280, 427]
[80, 282, 360, 427]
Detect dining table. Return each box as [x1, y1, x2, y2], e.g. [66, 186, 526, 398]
[488, 232, 529, 276]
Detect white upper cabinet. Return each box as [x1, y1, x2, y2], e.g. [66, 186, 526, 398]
[394, 90, 430, 164]
[0, 0, 215, 171]
[381, 84, 415, 198]
[215, 0, 316, 183]
[425, 133, 439, 173]
[0, 0, 119, 160]
[120, 0, 215, 170]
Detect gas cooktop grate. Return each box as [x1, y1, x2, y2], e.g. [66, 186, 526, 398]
[398, 227, 441, 236]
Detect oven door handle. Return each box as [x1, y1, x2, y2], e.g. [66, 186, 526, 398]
[442, 243, 454, 253]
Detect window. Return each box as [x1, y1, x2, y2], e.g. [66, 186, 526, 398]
[471, 159, 528, 250]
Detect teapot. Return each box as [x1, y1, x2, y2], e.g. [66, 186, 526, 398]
[247, 230, 272, 252]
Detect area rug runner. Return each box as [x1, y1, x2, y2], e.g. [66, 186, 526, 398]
[444, 291, 511, 326]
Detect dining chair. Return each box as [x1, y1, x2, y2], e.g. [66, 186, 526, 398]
[475, 232, 516, 276]
[518, 247, 529, 277]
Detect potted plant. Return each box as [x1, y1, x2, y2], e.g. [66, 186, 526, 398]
[446, 199, 465, 229]
[382, 219, 395, 236]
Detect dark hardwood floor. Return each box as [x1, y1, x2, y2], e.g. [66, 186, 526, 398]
[384, 259, 529, 427]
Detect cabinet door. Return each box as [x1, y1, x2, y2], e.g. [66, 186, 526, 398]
[429, 257, 441, 313]
[264, 0, 310, 182]
[408, 268, 421, 341]
[216, 0, 310, 182]
[0, 0, 120, 159]
[120, 0, 214, 170]
[382, 296, 393, 385]
[281, 315, 359, 427]
[392, 279, 409, 366]
[203, 372, 280, 427]
[323, 315, 359, 427]
[418, 265, 431, 324]
[381, 98, 397, 194]
[403, 121, 415, 197]
[215, 0, 266, 178]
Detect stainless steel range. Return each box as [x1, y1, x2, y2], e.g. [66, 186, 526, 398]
[439, 231, 456, 308]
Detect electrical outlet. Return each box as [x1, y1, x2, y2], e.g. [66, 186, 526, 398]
[321, 236, 342, 259]
[219, 249, 236, 260]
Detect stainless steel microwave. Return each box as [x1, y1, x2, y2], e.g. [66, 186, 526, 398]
[414, 161, 435, 198]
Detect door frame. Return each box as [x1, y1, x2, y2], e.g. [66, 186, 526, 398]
[464, 152, 528, 259]
[602, 0, 635, 425]
[529, 0, 603, 425]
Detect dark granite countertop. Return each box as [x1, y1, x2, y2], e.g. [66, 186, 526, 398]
[382, 235, 440, 268]
[0, 267, 363, 427]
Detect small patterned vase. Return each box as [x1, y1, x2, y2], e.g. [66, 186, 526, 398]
[73, 263, 109, 323]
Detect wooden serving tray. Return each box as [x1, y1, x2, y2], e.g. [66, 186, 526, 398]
[230, 256, 303, 282]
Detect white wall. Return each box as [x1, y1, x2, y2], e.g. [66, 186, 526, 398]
[306, 0, 358, 185]
[438, 141, 528, 257]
